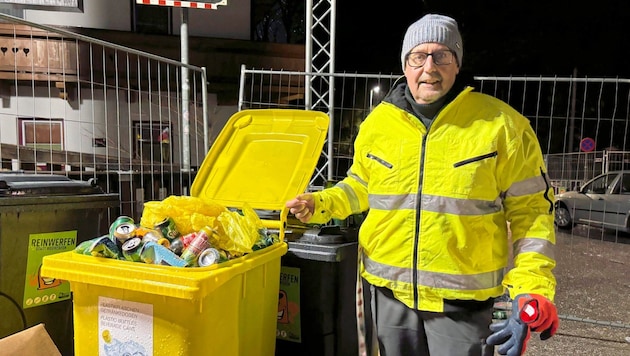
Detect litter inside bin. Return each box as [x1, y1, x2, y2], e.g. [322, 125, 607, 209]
[76, 194, 282, 267]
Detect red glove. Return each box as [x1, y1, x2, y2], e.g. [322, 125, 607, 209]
[518, 293, 559, 340]
[487, 294, 559, 356]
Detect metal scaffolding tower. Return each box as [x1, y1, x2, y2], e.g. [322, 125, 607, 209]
[306, 0, 336, 184]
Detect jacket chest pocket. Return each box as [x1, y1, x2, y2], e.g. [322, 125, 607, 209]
[367, 152, 394, 169]
[365, 151, 399, 190]
[364, 138, 417, 191]
[453, 151, 498, 168]
[450, 150, 499, 196]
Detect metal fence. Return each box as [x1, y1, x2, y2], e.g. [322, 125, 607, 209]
[239, 68, 630, 192]
[0, 13, 210, 222]
[474, 76, 630, 194]
[545, 150, 630, 193]
[238, 67, 401, 188]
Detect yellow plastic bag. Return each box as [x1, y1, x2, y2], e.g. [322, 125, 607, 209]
[140, 195, 227, 235]
[214, 203, 264, 255]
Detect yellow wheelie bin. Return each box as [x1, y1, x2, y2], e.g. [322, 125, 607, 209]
[41, 109, 330, 356]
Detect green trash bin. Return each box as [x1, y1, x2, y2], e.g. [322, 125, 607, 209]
[0, 173, 119, 355]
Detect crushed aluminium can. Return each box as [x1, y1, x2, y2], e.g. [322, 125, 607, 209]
[122, 237, 144, 262]
[154, 217, 181, 241]
[109, 216, 134, 241]
[113, 222, 137, 245]
[252, 233, 278, 251]
[197, 247, 228, 267]
[169, 232, 197, 256]
[168, 237, 184, 256]
[141, 230, 170, 248]
[75, 235, 121, 259]
[492, 310, 509, 320]
[180, 230, 211, 267]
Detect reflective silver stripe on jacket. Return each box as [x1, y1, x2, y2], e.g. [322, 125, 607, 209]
[505, 175, 549, 197]
[363, 176, 547, 214]
[347, 170, 368, 187]
[337, 181, 362, 214]
[363, 254, 505, 290]
[513, 237, 555, 260]
[368, 193, 502, 215]
[421, 194, 503, 215]
[368, 193, 416, 210]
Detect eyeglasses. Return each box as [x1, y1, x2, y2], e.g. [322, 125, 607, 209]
[406, 50, 455, 68]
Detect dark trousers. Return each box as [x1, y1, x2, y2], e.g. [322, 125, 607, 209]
[363, 281, 495, 356]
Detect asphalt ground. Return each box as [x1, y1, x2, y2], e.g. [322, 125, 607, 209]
[503, 226, 630, 355]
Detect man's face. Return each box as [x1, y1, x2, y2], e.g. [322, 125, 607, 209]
[403, 43, 460, 104]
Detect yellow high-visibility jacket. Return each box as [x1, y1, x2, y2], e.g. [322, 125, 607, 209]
[310, 85, 556, 312]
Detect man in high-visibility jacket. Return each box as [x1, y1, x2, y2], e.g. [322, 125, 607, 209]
[286, 13, 558, 356]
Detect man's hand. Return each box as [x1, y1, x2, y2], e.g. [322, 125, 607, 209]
[285, 193, 315, 223]
[523, 294, 559, 340]
[486, 294, 559, 356]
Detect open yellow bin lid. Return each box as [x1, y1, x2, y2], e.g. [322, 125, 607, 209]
[191, 108, 330, 215]
[42, 109, 329, 300]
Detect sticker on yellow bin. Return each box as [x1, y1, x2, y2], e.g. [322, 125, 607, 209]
[98, 297, 153, 355]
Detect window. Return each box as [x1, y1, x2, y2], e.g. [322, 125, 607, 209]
[132, 1, 172, 35]
[253, 0, 305, 43]
[621, 174, 630, 194]
[134, 121, 171, 162]
[0, 8, 23, 18]
[18, 118, 64, 150]
[583, 174, 616, 194]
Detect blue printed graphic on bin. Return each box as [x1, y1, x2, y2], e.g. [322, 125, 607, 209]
[103, 338, 147, 356]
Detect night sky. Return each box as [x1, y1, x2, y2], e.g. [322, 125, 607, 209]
[335, 1, 630, 78]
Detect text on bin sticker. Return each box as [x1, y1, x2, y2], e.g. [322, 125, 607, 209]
[98, 296, 153, 356]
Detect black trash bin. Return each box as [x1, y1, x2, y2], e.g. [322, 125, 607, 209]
[0, 173, 119, 355]
[276, 224, 359, 356]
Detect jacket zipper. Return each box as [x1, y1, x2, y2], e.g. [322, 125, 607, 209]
[366, 153, 393, 169]
[410, 89, 469, 309]
[413, 134, 427, 309]
[453, 151, 498, 167]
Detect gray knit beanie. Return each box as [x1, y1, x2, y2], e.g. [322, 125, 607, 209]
[401, 14, 463, 70]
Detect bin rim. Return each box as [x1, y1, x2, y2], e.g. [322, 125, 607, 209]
[41, 242, 288, 300]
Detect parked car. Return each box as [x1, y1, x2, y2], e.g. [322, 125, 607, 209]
[555, 171, 630, 232]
